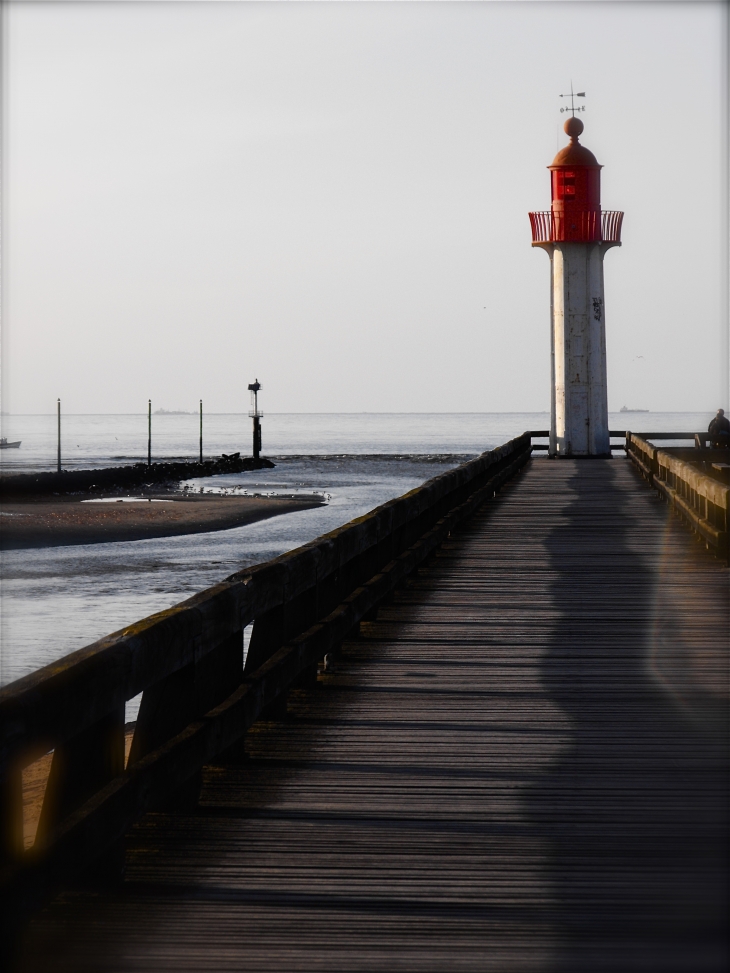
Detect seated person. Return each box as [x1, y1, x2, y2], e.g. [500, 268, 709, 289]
[708, 408, 730, 448]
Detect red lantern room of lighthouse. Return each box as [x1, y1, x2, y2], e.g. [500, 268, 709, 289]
[529, 116, 624, 457]
[551, 116, 601, 241]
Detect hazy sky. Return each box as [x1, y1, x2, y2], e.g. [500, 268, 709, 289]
[1, 1, 726, 415]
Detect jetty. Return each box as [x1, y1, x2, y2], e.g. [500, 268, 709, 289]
[1, 433, 728, 971]
[0, 454, 274, 500]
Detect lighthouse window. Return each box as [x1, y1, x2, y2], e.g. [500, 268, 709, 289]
[563, 174, 576, 195]
[555, 171, 577, 199]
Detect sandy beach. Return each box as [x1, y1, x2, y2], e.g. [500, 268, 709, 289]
[0, 494, 324, 550]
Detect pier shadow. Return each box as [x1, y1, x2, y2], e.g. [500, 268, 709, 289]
[528, 460, 729, 972]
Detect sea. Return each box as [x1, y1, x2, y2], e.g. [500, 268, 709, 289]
[0, 411, 712, 718]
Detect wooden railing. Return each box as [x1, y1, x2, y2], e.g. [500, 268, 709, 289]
[626, 433, 729, 561]
[528, 430, 628, 451]
[0, 434, 533, 930]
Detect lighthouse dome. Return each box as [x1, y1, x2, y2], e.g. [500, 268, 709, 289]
[551, 117, 600, 167]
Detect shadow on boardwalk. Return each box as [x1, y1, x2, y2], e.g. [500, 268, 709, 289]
[530, 461, 729, 972]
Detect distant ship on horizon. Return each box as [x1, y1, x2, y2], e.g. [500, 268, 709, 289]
[153, 408, 196, 416]
[619, 406, 649, 413]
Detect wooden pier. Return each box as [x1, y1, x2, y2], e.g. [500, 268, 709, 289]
[3, 443, 728, 971]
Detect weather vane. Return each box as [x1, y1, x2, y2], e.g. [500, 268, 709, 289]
[559, 83, 586, 116]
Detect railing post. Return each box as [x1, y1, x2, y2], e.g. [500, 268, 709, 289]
[129, 629, 245, 800]
[198, 630, 248, 764]
[0, 759, 24, 864]
[128, 661, 201, 807]
[244, 580, 322, 717]
[35, 706, 126, 880]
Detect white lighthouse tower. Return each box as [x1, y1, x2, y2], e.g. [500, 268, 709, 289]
[529, 115, 623, 456]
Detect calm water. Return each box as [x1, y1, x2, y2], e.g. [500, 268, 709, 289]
[1, 411, 554, 471]
[0, 412, 713, 705]
[0, 411, 711, 473]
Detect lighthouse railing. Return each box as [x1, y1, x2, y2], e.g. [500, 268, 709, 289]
[528, 210, 623, 245]
[601, 210, 624, 243]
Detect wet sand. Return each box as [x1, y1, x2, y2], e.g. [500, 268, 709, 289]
[0, 494, 324, 550]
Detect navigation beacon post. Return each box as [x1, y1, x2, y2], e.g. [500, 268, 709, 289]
[529, 116, 623, 456]
[248, 379, 263, 460]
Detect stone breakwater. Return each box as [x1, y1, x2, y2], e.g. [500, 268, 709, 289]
[0, 454, 275, 499]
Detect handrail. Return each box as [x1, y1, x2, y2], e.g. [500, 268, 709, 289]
[0, 433, 534, 930]
[531, 431, 712, 441]
[626, 433, 729, 561]
[528, 429, 631, 452]
[528, 210, 624, 244]
[625, 431, 711, 442]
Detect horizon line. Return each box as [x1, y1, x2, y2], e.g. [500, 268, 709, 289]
[0, 410, 713, 418]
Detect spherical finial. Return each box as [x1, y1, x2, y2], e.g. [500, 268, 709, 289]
[564, 116, 584, 139]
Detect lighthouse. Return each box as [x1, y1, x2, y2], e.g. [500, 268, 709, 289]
[529, 116, 623, 456]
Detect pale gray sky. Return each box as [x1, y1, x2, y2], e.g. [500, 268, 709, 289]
[1, 1, 726, 415]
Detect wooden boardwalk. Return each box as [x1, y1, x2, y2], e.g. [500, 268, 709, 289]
[16, 457, 729, 972]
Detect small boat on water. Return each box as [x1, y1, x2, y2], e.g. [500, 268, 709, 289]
[0, 438, 21, 448]
[619, 406, 649, 413]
